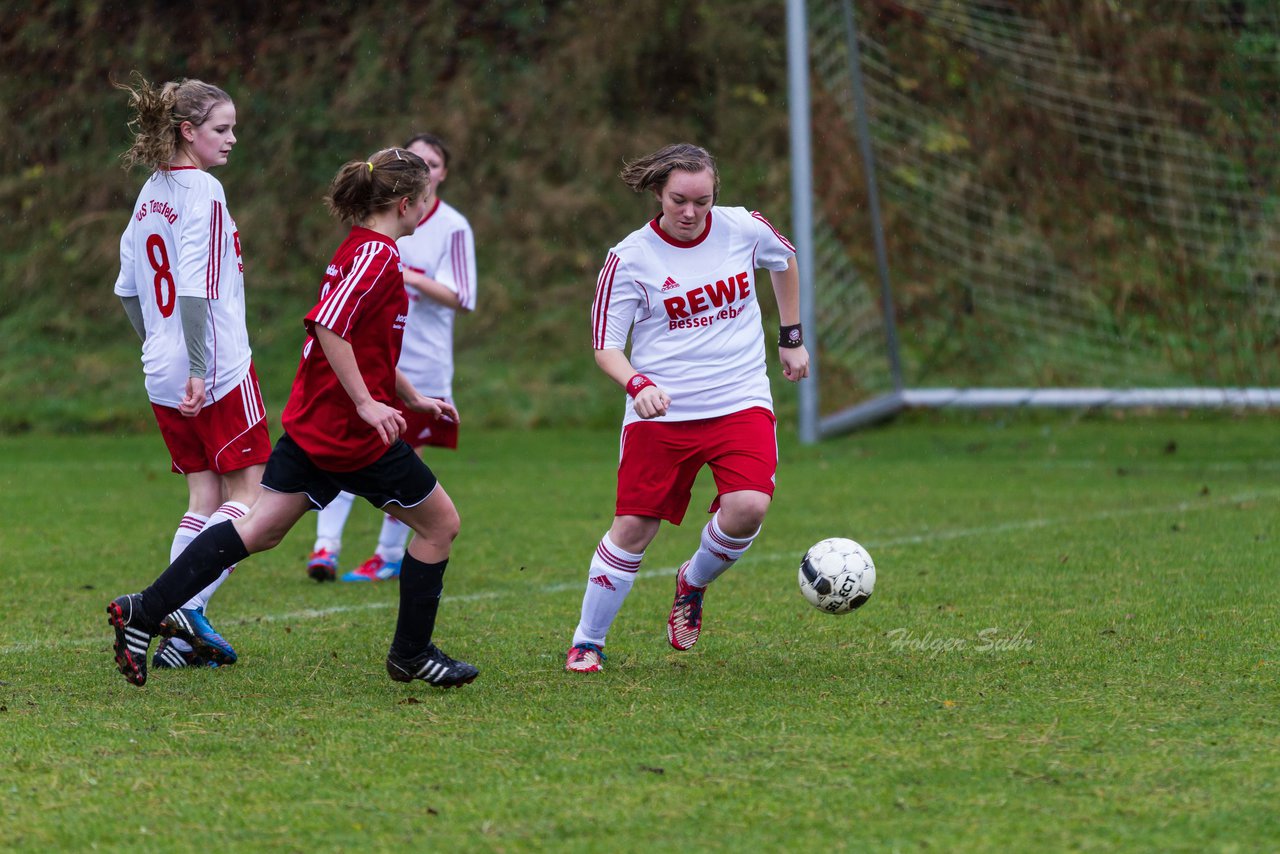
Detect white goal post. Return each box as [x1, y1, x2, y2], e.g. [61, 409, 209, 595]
[787, 0, 1280, 442]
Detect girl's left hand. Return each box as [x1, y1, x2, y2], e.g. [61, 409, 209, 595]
[780, 345, 810, 382]
[406, 395, 459, 424]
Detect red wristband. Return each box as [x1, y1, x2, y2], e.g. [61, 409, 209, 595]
[626, 373, 655, 398]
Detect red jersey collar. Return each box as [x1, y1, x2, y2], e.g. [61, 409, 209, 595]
[650, 210, 713, 248]
[417, 197, 441, 227]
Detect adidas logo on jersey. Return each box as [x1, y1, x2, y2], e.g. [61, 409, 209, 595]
[589, 574, 616, 591]
[661, 276, 681, 292]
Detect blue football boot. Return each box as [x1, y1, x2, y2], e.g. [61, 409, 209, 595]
[160, 606, 238, 665]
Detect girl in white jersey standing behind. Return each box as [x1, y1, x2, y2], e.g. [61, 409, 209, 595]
[306, 133, 477, 584]
[113, 74, 270, 670]
[565, 143, 810, 673]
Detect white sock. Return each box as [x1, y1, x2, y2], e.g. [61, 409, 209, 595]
[168, 513, 211, 653]
[683, 514, 758, 588]
[182, 501, 250, 612]
[170, 513, 209, 563]
[314, 491, 356, 554]
[376, 514, 409, 564]
[571, 534, 643, 647]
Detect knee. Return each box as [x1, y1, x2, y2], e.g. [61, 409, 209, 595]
[224, 467, 265, 507]
[719, 494, 771, 536]
[236, 517, 287, 553]
[417, 504, 459, 545]
[609, 516, 659, 554]
[439, 506, 461, 543]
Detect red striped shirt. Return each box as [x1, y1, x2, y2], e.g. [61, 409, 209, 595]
[281, 227, 408, 471]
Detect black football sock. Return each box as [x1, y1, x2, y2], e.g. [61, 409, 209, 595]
[391, 554, 447, 656]
[139, 521, 250, 625]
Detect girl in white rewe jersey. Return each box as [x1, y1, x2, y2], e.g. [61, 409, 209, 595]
[564, 143, 810, 673]
[113, 74, 270, 669]
[306, 132, 478, 584]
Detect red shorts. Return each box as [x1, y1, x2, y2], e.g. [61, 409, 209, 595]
[152, 366, 272, 475]
[400, 408, 459, 450]
[616, 406, 778, 525]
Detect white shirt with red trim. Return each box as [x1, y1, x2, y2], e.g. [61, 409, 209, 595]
[591, 205, 796, 426]
[396, 198, 476, 398]
[114, 167, 251, 408]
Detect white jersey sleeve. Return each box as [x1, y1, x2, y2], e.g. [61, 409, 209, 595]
[748, 210, 797, 271]
[591, 249, 645, 351]
[436, 223, 477, 312]
[114, 225, 138, 298]
[176, 175, 217, 299]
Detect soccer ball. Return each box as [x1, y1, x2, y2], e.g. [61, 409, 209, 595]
[798, 538, 875, 614]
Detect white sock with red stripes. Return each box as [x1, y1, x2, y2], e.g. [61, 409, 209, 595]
[571, 533, 643, 648]
[181, 501, 250, 612]
[314, 491, 355, 554]
[683, 514, 758, 588]
[170, 513, 210, 563]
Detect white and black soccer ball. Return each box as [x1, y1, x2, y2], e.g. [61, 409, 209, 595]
[798, 537, 875, 614]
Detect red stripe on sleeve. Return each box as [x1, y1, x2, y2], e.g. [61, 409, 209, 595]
[206, 201, 223, 299]
[750, 210, 795, 253]
[452, 231, 469, 306]
[592, 252, 620, 349]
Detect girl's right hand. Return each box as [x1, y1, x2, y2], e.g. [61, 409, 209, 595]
[357, 399, 407, 445]
[179, 377, 207, 417]
[633, 384, 672, 419]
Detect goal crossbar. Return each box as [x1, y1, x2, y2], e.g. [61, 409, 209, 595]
[821, 388, 1280, 436]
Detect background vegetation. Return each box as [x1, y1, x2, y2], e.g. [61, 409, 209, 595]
[0, 1, 1275, 433]
[1, 0, 792, 432]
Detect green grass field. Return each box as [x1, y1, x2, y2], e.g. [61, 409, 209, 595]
[1, 413, 1276, 851]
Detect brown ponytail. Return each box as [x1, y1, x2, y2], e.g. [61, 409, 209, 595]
[324, 148, 430, 225]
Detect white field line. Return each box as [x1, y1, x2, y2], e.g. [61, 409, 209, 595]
[1024, 459, 1280, 472]
[5, 487, 1276, 656]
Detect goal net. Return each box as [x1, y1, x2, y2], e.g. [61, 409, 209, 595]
[789, 0, 1280, 439]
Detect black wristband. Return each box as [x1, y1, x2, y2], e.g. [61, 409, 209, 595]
[778, 323, 804, 348]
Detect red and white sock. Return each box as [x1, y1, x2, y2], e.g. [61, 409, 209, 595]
[571, 533, 642, 647]
[170, 513, 209, 563]
[182, 501, 250, 612]
[683, 514, 758, 588]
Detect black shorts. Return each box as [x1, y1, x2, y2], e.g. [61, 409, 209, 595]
[262, 433, 439, 510]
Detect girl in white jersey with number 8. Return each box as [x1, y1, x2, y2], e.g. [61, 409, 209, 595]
[565, 143, 810, 672]
[112, 74, 271, 670]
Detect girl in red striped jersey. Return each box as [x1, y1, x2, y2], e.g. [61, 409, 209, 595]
[107, 148, 478, 689]
[113, 73, 271, 668]
[565, 143, 810, 673]
[307, 132, 479, 584]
